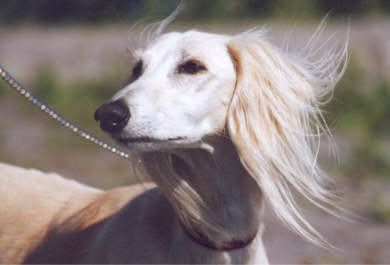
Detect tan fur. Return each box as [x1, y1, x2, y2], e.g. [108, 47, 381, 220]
[0, 162, 155, 263]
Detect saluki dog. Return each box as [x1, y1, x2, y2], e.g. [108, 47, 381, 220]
[0, 21, 347, 264]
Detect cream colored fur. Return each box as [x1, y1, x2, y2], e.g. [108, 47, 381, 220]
[0, 21, 346, 264]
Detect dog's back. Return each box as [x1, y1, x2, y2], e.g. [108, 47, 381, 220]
[0, 162, 155, 263]
[0, 162, 99, 263]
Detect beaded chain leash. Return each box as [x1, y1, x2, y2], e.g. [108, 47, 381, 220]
[0, 65, 130, 160]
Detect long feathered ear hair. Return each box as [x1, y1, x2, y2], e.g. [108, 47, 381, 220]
[226, 25, 348, 247]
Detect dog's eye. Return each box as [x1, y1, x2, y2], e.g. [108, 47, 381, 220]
[178, 60, 207, 74]
[132, 60, 143, 80]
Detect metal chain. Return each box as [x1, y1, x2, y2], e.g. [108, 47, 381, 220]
[0, 65, 130, 159]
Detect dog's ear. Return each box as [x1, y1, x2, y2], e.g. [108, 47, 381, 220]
[226, 29, 347, 246]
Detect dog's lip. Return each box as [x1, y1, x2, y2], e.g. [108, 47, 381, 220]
[117, 136, 186, 144]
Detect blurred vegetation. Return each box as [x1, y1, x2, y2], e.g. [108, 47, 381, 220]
[0, 65, 124, 152]
[29, 66, 124, 129]
[1, 0, 390, 25]
[326, 59, 390, 180]
[0, 66, 132, 189]
[372, 199, 390, 223]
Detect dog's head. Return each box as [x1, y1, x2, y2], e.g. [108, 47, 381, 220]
[95, 27, 348, 246]
[95, 31, 236, 151]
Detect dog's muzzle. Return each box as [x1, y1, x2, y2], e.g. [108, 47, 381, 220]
[94, 99, 130, 133]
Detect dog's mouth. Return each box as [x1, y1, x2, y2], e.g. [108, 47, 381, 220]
[117, 136, 186, 145]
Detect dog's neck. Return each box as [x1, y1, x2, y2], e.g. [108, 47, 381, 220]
[141, 137, 263, 250]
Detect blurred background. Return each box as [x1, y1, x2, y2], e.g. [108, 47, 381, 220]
[0, 0, 389, 263]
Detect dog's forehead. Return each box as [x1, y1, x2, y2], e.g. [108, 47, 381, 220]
[145, 31, 230, 60]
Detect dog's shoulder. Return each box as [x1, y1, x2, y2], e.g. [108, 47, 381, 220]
[0, 162, 102, 263]
[64, 182, 157, 228]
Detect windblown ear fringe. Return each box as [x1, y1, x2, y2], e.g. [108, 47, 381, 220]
[227, 22, 348, 248]
[128, 2, 183, 56]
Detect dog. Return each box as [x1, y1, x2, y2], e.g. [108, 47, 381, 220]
[0, 21, 347, 264]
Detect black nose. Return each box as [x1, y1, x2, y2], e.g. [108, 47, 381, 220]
[94, 99, 130, 133]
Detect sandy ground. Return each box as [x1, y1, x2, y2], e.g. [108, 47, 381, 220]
[1, 19, 390, 263]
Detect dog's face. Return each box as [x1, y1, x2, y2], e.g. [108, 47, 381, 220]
[95, 31, 236, 151]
